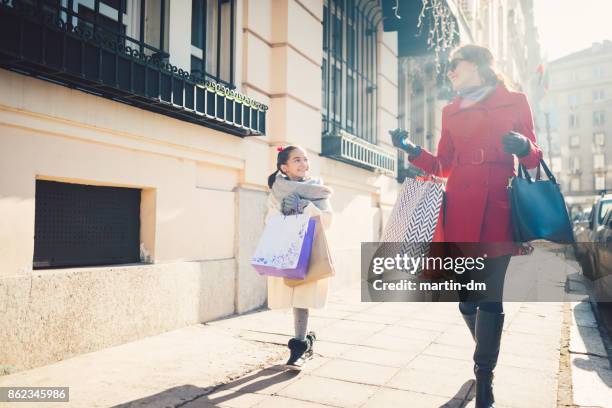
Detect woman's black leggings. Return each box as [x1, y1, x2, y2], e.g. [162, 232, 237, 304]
[457, 255, 511, 314]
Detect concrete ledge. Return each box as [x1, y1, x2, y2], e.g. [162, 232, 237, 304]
[0, 259, 236, 373]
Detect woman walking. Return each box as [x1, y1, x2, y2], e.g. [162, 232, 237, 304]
[265, 145, 333, 370]
[391, 44, 542, 407]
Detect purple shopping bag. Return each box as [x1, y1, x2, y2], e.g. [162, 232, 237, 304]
[251, 215, 316, 279]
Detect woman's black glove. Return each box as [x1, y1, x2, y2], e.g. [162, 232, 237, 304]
[502, 131, 531, 157]
[389, 128, 421, 158]
[281, 193, 310, 215]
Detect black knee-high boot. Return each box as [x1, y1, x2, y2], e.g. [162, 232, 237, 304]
[459, 303, 477, 341]
[473, 309, 505, 408]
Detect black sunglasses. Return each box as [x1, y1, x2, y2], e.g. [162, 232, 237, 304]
[448, 57, 466, 71]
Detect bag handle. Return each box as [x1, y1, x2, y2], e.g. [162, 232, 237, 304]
[518, 163, 532, 183]
[539, 159, 557, 184]
[518, 159, 557, 185]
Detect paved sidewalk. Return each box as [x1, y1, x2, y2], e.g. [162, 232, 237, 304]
[2, 248, 610, 407]
[194, 292, 563, 408]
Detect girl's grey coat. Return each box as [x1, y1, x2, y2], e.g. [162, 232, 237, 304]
[265, 176, 333, 309]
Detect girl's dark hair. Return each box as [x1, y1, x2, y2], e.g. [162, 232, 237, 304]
[451, 44, 510, 88]
[267, 145, 300, 188]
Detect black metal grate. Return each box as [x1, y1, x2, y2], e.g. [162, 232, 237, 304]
[33, 180, 141, 269]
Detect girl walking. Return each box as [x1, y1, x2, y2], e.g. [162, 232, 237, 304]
[266, 145, 333, 370]
[391, 44, 542, 407]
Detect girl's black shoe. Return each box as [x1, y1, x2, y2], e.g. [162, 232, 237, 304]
[285, 334, 315, 370]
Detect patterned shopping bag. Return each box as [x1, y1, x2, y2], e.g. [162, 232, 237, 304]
[251, 214, 316, 279]
[378, 176, 445, 275]
[382, 177, 444, 243]
[365, 176, 445, 302]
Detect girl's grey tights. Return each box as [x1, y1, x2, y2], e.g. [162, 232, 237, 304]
[293, 307, 309, 340]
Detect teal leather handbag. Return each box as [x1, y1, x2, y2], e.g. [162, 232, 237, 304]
[509, 160, 574, 243]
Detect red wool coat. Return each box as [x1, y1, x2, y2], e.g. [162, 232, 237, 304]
[410, 84, 543, 249]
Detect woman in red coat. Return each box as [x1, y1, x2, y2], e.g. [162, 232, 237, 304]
[391, 45, 542, 408]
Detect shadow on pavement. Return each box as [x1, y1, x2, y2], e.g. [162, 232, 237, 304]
[111, 365, 299, 408]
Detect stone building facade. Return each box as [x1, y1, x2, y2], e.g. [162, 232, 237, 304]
[0, 0, 400, 372]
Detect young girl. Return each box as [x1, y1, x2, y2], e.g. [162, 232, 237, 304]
[265, 145, 333, 370]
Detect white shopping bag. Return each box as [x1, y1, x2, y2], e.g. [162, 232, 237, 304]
[251, 214, 313, 270]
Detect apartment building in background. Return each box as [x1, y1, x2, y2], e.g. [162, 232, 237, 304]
[546, 40, 612, 211]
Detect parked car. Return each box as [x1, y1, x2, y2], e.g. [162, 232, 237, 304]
[585, 210, 612, 302]
[573, 208, 592, 260]
[578, 193, 612, 281]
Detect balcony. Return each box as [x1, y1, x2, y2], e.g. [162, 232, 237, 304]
[0, 0, 267, 137]
[396, 149, 425, 182]
[322, 130, 397, 176]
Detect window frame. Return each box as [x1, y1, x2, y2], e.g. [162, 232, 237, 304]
[568, 93, 580, 107]
[593, 66, 605, 79]
[569, 113, 580, 128]
[593, 110, 606, 127]
[322, 0, 378, 144]
[51, 0, 171, 58]
[593, 89, 605, 102]
[190, 0, 236, 88]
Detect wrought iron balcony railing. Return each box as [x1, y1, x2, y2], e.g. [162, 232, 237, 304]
[0, 0, 266, 136]
[322, 129, 397, 175]
[396, 149, 425, 182]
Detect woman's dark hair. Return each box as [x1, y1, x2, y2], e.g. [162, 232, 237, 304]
[267, 145, 300, 188]
[451, 44, 509, 88]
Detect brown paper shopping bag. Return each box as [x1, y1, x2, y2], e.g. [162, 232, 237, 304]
[284, 216, 335, 287]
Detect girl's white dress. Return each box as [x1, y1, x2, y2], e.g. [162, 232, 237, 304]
[264, 194, 333, 309]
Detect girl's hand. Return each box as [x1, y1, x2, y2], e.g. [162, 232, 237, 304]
[281, 193, 310, 215]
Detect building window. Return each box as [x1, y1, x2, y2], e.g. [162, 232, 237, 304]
[569, 113, 580, 128]
[570, 71, 579, 82]
[594, 66, 605, 79]
[595, 175, 606, 191]
[593, 89, 605, 102]
[594, 154, 605, 170]
[67, 0, 168, 56]
[594, 132, 605, 146]
[569, 134, 580, 147]
[593, 110, 606, 127]
[570, 156, 581, 172]
[191, 0, 235, 87]
[570, 177, 580, 192]
[33, 180, 141, 269]
[5, 0, 169, 58]
[568, 93, 580, 107]
[322, 0, 377, 144]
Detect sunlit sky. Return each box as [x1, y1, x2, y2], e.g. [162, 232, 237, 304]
[533, 0, 612, 62]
